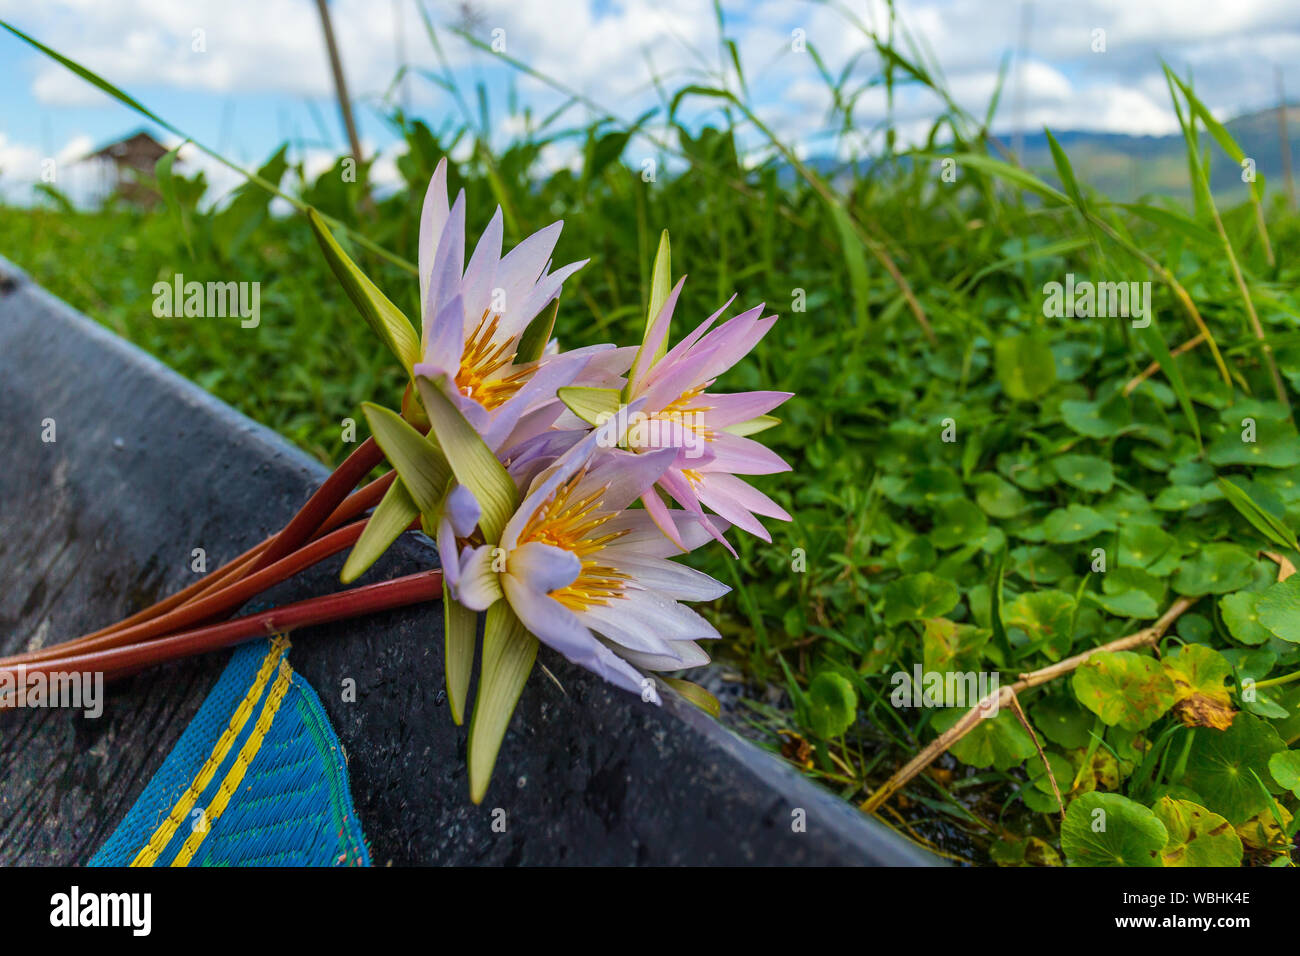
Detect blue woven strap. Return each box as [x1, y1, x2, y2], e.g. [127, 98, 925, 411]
[90, 638, 369, 867]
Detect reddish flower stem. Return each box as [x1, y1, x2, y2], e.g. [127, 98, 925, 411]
[4, 445, 410, 676]
[78, 540, 270, 642]
[0, 569, 443, 690]
[3, 518, 378, 667]
[248, 437, 384, 574]
[75, 469, 398, 644]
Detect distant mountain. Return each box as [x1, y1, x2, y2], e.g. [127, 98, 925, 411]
[1014, 105, 1300, 203]
[800, 106, 1300, 205]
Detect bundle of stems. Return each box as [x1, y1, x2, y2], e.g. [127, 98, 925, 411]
[1, 437, 442, 693]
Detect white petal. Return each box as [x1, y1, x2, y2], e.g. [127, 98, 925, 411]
[576, 600, 684, 658]
[502, 576, 657, 702]
[462, 207, 503, 319]
[506, 541, 580, 593]
[614, 639, 711, 672]
[599, 551, 729, 601]
[456, 544, 502, 611]
[418, 159, 449, 303]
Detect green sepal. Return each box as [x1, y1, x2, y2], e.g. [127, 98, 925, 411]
[340, 475, 419, 584]
[467, 601, 538, 804]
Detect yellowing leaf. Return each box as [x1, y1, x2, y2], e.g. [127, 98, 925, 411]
[1236, 805, 1293, 851]
[1153, 797, 1242, 867]
[1072, 651, 1176, 731]
[1163, 643, 1237, 730]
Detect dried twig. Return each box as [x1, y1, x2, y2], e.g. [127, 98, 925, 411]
[1123, 332, 1206, 395]
[1260, 550, 1297, 582]
[1008, 690, 1063, 818]
[861, 596, 1196, 814]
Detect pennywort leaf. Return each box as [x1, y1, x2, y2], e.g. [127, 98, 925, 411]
[1061, 792, 1167, 866]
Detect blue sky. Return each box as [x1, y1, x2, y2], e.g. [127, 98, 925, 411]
[2, 0, 1298, 204]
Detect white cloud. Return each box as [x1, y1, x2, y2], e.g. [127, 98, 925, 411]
[1, 0, 415, 105]
[2, 0, 1298, 174]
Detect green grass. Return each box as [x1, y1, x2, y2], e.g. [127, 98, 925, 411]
[5, 7, 1300, 866]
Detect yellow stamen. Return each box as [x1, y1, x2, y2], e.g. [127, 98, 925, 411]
[518, 471, 631, 611]
[456, 311, 535, 410]
[681, 468, 705, 487]
[658, 383, 716, 443]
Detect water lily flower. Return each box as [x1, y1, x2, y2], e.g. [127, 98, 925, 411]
[623, 279, 794, 552]
[413, 159, 621, 451]
[447, 414, 730, 702]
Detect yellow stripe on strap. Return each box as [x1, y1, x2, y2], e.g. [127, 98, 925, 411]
[130, 636, 289, 867]
[170, 657, 294, 867]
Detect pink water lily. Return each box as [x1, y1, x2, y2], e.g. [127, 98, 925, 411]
[448, 414, 730, 702]
[623, 279, 793, 553]
[413, 158, 622, 452]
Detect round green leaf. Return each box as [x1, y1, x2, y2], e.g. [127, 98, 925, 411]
[930, 498, 988, 549]
[1060, 395, 1129, 439]
[1010, 545, 1071, 584]
[997, 449, 1058, 491]
[897, 536, 937, 574]
[995, 335, 1057, 401]
[1061, 792, 1168, 867]
[922, 617, 991, 674]
[1118, 523, 1174, 569]
[883, 572, 960, 625]
[1220, 591, 1272, 646]
[932, 707, 1036, 770]
[1268, 749, 1300, 797]
[885, 466, 964, 507]
[1006, 589, 1076, 660]
[1207, 419, 1300, 468]
[1031, 695, 1094, 749]
[807, 671, 858, 739]
[1090, 589, 1159, 620]
[971, 472, 1027, 519]
[1042, 504, 1114, 543]
[1257, 576, 1300, 643]
[1052, 453, 1115, 493]
[1183, 714, 1286, 824]
[1153, 485, 1207, 510]
[1172, 543, 1256, 596]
